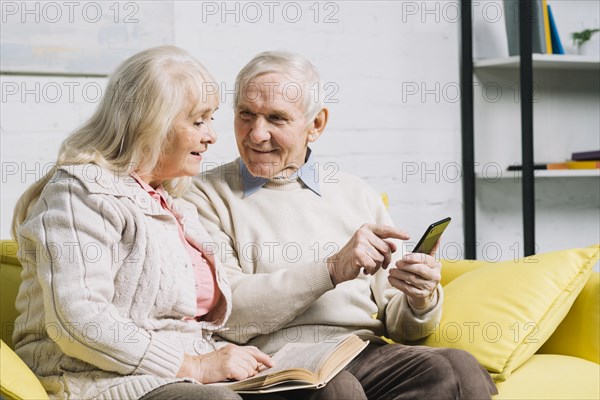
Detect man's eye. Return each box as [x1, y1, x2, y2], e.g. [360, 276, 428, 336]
[269, 115, 286, 122]
[239, 111, 253, 119]
[194, 121, 204, 127]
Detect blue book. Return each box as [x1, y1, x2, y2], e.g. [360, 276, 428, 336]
[547, 5, 565, 54]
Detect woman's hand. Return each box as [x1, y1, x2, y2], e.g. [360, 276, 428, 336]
[176, 344, 274, 384]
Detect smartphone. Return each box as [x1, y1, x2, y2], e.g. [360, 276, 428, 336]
[412, 217, 451, 254]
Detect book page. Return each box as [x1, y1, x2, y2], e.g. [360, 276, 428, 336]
[255, 339, 343, 376]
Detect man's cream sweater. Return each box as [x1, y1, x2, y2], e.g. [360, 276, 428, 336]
[186, 158, 442, 355]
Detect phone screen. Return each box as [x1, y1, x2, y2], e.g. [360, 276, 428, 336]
[412, 217, 451, 254]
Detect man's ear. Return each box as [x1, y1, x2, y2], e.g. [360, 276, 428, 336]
[307, 108, 329, 143]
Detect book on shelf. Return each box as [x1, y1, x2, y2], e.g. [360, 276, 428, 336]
[209, 334, 368, 394]
[503, 0, 547, 56]
[546, 162, 568, 170]
[544, 160, 600, 170]
[547, 4, 565, 54]
[571, 150, 600, 161]
[507, 161, 600, 171]
[564, 160, 600, 169]
[541, 0, 553, 54]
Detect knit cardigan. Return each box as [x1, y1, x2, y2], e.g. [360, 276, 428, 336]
[13, 164, 232, 399]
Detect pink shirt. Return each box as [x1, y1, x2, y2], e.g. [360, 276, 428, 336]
[131, 174, 220, 319]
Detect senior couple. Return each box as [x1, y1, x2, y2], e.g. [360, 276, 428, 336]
[12, 46, 496, 399]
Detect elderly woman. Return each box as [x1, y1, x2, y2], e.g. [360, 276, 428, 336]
[10, 46, 272, 400]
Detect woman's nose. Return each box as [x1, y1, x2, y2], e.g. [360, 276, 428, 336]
[202, 124, 217, 144]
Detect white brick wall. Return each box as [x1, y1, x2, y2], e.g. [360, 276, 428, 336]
[1, 1, 598, 268]
[174, 0, 465, 256]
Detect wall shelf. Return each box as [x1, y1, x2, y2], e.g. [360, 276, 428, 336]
[476, 170, 600, 179]
[474, 54, 600, 70]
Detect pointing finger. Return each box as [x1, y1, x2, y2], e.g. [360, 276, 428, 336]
[367, 224, 410, 241]
[244, 347, 274, 368]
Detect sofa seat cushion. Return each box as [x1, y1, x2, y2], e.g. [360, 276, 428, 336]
[494, 354, 600, 399]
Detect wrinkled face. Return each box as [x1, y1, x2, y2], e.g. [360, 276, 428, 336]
[150, 96, 218, 186]
[234, 73, 312, 179]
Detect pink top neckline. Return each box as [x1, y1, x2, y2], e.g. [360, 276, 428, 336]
[130, 173, 220, 319]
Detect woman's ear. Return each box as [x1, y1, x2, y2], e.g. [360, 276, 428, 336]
[307, 108, 329, 143]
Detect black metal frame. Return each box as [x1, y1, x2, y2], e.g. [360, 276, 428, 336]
[519, 1, 536, 256]
[460, 0, 476, 259]
[461, 0, 536, 258]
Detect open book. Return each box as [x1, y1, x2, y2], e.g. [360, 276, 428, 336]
[211, 334, 368, 393]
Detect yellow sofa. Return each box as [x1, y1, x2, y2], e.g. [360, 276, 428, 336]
[1, 239, 599, 399]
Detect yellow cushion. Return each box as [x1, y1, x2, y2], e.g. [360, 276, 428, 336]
[0, 340, 48, 400]
[538, 272, 600, 364]
[422, 245, 600, 381]
[440, 258, 489, 286]
[494, 354, 600, 399]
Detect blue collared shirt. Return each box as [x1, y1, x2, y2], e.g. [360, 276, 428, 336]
[241, 148, 321, 197]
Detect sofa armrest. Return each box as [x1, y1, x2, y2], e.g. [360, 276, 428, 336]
[1, 241, 22, 348]
[1, 340, 49, 400]
[537, 272, 599, 364]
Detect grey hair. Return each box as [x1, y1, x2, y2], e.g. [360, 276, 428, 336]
[234, 51, 324, 122]
[12, 45, 218, 238]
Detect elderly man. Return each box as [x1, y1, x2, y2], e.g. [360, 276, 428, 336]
[186, 51, 497, 399]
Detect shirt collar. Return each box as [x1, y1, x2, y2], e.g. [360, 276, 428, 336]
[241, 147, 321, 197]
[130, 172, 170, 207]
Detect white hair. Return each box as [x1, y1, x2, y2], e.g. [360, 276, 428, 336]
[234, 51, 324, 123]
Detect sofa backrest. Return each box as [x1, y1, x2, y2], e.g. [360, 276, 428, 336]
[1, 241, 21, 348]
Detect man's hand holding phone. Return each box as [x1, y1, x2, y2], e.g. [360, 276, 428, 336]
[388, 241, 442, 310]
[388, 217, 450, 310]
[326, 223, 410, 286]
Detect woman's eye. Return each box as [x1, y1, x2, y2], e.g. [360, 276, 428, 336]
[194, 121, 204, 127]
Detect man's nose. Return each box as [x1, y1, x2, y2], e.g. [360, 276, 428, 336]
[249, 117, 271, 143]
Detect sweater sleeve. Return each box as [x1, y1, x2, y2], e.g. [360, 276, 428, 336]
[367, 187, 444, 342]
[16, 174, 183, 378]
[185, 182, 335, 344]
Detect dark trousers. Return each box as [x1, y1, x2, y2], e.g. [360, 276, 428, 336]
[243, 344, 497, 400]
[140, 382, 242, 400]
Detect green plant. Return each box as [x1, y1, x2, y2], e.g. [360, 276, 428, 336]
[571, 28, 600, 48]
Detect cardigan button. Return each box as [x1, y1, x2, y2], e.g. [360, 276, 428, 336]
[134, 193, 150, 210]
